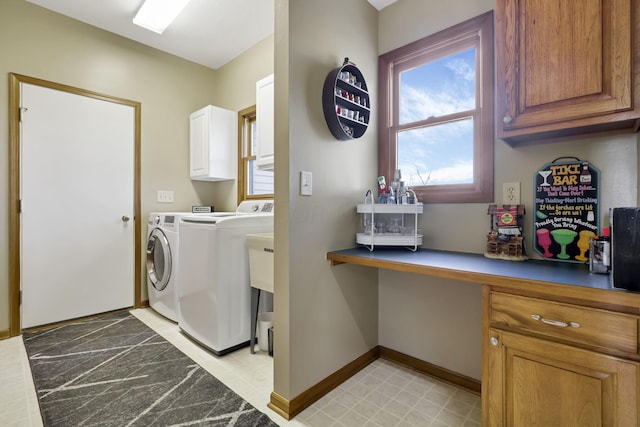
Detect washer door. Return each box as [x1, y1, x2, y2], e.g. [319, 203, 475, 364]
[146, 228, 172, 291]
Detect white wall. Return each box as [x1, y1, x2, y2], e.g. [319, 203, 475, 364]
[377, 0, 638, 380]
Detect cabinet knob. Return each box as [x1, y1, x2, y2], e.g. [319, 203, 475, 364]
[122, 215, 130, 223]
[490, 337, 499, 346]
[503, 115, 512, 124]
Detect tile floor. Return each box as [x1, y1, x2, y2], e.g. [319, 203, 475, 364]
[0, 308, 481, 426]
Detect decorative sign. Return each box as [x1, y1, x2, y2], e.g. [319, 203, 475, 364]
[533, 158, 600, 263]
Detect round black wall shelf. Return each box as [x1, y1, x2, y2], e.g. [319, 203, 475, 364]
[322, 58, 370, 140]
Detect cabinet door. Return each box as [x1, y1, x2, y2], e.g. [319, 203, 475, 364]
[496, 0, 638, 143]
[484, 328, 639, 426]
[189, 107, 209, 178]
[189, 105, 236, 181]
[256, 74, 274, 171]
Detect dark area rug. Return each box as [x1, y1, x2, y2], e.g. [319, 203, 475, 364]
[23, 311, 278, 427]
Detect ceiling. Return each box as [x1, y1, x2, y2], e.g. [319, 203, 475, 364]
[25, 0, 397, 70]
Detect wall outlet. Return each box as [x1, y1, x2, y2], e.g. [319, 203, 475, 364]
[157, 190, 174, 203]
[503, 182, 520, 205]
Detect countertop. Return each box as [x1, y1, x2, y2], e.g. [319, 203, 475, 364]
[327, 247, 640, 307]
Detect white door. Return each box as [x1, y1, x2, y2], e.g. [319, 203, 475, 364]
[20, 83, 135, 328]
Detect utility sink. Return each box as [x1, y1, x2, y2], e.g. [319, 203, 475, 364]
[246, 232, 274, 293]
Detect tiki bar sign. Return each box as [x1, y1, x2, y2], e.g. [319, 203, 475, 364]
[533, 158, 600, 263]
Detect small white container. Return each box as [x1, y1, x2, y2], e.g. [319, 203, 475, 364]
[258, 312, 274, 352]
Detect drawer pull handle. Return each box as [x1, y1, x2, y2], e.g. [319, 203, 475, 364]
[531, 314, 581, 329]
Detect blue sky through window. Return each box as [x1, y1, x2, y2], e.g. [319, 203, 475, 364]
[397, 48, 476, 186]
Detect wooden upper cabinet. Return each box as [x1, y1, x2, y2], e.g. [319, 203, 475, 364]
[496, 0, 640, 144]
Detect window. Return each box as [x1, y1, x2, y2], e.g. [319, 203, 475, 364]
[378, 11, 494, 203]
[238, 106, 274, 201]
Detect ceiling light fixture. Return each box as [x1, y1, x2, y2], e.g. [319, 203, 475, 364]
[133, 0, 191, 34]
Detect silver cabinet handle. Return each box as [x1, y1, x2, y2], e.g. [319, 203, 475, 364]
[531, 314, 580, 328]
[503, 115, 512, 124]
[122, 215, 130, 222]
[490, 337, 499, 346]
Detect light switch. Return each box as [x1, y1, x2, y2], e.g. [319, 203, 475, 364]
[157, 190, 174, 203]
[300, 171, 312, 196]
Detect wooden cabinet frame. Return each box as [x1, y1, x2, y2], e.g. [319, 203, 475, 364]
[497, 0, 640, 144]
[482, 285, 640, 426]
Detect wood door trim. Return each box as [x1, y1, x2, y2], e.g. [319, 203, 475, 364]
[8, 73, 142, 337]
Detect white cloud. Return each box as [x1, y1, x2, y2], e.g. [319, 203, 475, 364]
[428, 160, 474, 184]
[399, 48, 476, 124]
[446, 57, 475, 82]
[398, 151, 473, 186]
[400, 159, 473, 186]
[400, 82, 474, 124]
[395, 49, 477, 186]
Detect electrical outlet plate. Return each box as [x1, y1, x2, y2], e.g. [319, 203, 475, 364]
[157, 190, 174, 203]
[503, 182, 520, 205]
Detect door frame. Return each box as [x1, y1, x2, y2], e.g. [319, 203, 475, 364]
[8, 73, 142, 337]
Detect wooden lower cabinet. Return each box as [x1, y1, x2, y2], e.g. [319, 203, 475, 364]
[484, 328, 640, 426]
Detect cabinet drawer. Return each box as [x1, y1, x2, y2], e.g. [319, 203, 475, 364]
[490, 292, 639, 354]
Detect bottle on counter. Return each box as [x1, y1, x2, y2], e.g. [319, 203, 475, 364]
[387, 187, 396, 204]
[390, 169, 402, 204]
[601, 227, 611, 270]
[589, 227, 611, 274]
[377, 176, 388, 204]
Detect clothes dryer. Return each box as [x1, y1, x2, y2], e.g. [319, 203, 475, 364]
[177, 200, 274, 355]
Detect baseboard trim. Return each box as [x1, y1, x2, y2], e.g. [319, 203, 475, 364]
[21, 307, 134, 334]
[1, 307, 150, 341]
[379, 346, 481, 394]
[269, 345, 481, 420]
[269, 346, 379, 420]
[267, 392, 291, 420]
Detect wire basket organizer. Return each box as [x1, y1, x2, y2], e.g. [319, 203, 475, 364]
[356, 191, 423, 251]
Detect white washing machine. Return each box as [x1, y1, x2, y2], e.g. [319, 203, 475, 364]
[177, 200, 274, 355]
[146, 212, 191, 322]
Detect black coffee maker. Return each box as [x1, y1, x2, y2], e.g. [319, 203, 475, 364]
[612, 207, 640, 291]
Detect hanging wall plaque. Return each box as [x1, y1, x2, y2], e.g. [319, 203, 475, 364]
[533, 157, 600, 263]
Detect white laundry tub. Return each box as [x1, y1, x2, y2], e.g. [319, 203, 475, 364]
[247, 232, 274, 293]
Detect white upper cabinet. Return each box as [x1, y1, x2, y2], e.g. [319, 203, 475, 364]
[255, 74, 274, 171]
[189, 105, 236, 181]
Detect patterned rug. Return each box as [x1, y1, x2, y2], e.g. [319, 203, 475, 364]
[23, 311, 278, 427]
